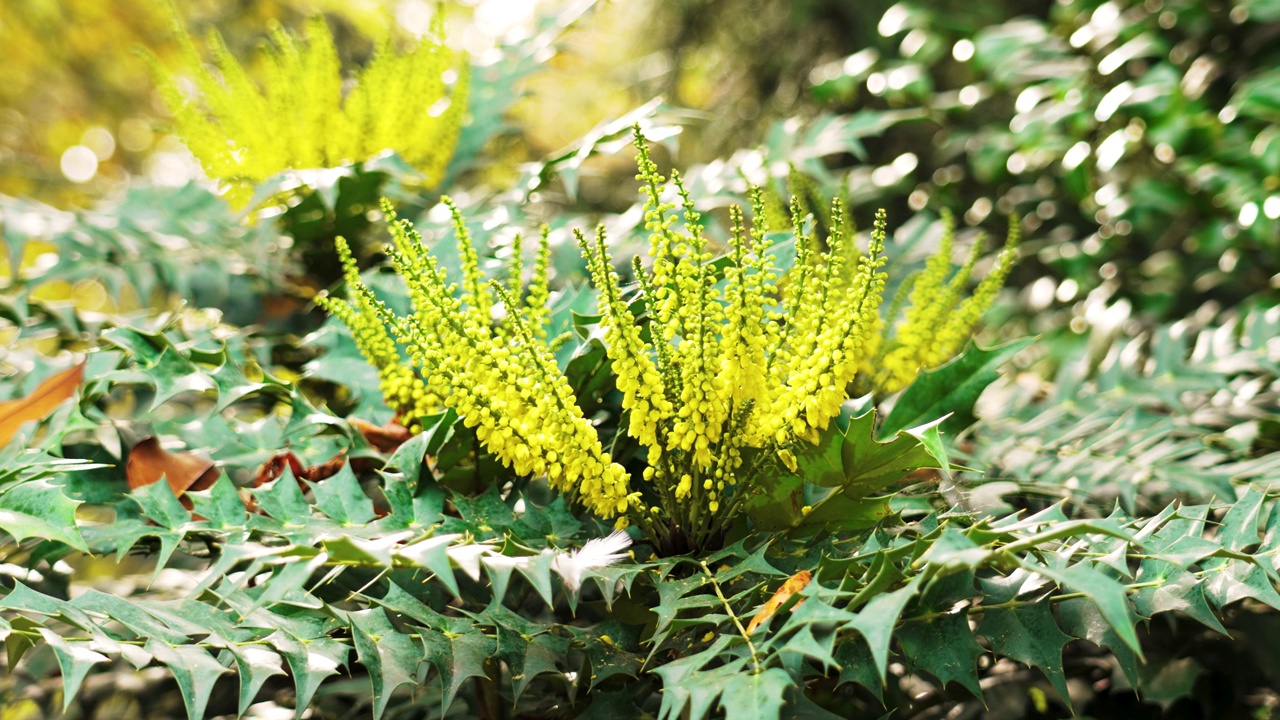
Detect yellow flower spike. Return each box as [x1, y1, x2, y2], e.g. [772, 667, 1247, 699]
[872, 212, 1019, 393]
[524, 227, 553, 340]
[152, 14, 466, 200]
[577, 227, 672, 453]
[443, 196, 495, 324]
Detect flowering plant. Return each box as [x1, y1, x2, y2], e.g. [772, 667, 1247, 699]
[323, 126, 1018, 554]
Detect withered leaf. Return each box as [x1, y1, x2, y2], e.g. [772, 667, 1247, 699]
[253, 449, 349, 488]
[746, 569, 812, 635]
[349, 417, 412, 453]
[0, 363, 85, 446]
[126, 437, 220, 508]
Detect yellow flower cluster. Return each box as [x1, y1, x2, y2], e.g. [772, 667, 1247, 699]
[327, 201, 633, 519]
[315, 236, 440, 432]
[150, 14, 467, 202]
[580, 129, 892, 547]
[322, 131, 1016, 549]
[872, 211, 1020, 393]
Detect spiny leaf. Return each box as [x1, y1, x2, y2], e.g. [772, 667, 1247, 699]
[1029, 562, 1143, 658]
[880, 337, 1034, 439]
[268, 632, 350, 719]
[717, 667, 793, 720]
[349, 609, 423, 720]
[1131, 560, 1228, 634]
[979, 603, 1073, 706]
[39, 629, 110, 712]
[225, 642, 286, 717]
[144, 640, 231, 720]
[421, 628, 494, 714]
[310, 461, 376, 525]
[0, 477, 87, 551]
[844, 574, 923, 680]
[897, 611, 985, 698]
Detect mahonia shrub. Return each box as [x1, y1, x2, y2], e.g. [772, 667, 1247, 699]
[323, 128, 1017, 553]
[150, 14, 467, 199]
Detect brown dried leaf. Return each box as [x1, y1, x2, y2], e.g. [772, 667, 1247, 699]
[297, 449, 348, 482]
[746, 569, 812, 635]
[0, 363, 85, 446]
[253, 452, 305, 488]
[126, 437, 220, 507]
[350, 417, 412, 453]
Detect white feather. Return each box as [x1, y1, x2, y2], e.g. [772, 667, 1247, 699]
[550, 530, 632, 592]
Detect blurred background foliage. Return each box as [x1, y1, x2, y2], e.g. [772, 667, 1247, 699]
[5, 1, 1280, 716]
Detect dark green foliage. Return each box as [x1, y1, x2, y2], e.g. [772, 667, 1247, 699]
[959, 305, 1280, 513]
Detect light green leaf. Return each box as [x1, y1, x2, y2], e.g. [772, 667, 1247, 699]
[0, 478, 87, 551]
[1218, 486, 1267, 552]
[145, 640, 231, 720]
[129, 480, 189, 573]
[225, 642, 286, 717]
[5, 615, 42, 669]
[188, 475, 249, 529]
[1131, 560, 1228, 633]
[880, 337, 1034, 438]
[268, 631, 350, 719]
[253, 470, 312, 523]
[39, 629, 110, 711]
[718, 667, 793, 720]
[311, 462, 376, 525]
[349, 608, 423, 720]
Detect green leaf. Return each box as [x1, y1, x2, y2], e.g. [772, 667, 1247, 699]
[144, 640, 231, 720]
[845, 574, 923, 680]
[1057, 595, 1140, 687]
[718, 667, 793, 720]
[979, 603, 1072, 706]
[1030, 562, 1143, 658]
[836, 410, 944, 496]
[349, 608, 423, 720]
[147, 347, 216, 410]
[743, 409, 942, 532]
[188, 476, 249, 530]
[268, 631, 350, 719]
[880, 337, 1034, 438]
[496, 626, 570, 702]
[897, 611, 984, 698]
[1131, 560, 1228, 633]
[311, 462, 376, 525]
[224, 642, 286, 717]
[129, 480, 189, 573]
[1218, 486, 1267, 552]
[5, 615, 42, 669]
[421, 628, 494, 714]
[253, 470, 312, 523]
[395, 535, 463, 599]
[39, 628, 109, 711]
[833, 638, 883, 700]
[0, 478, 87, 551]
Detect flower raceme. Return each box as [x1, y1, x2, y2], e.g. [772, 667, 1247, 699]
[149, 14, 467, 201]
[323, 128, 1017, 551]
